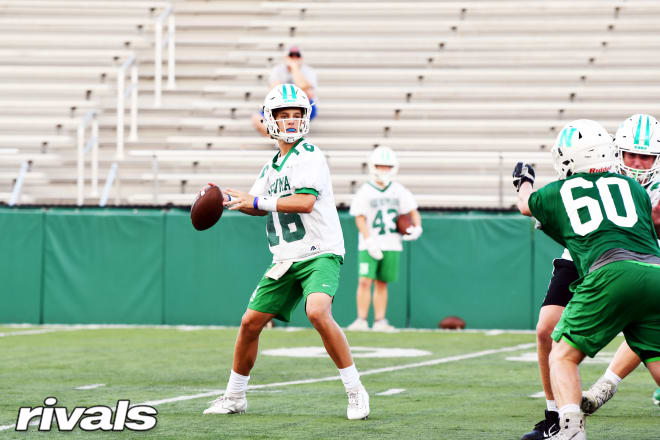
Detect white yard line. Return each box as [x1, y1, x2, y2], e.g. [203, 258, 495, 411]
[139, 342, 535, 406]
[0, 329, 58, 337]
[75, 384, 105, 390]
[0, 342, 535, 431]
[376, 388, 406, 396]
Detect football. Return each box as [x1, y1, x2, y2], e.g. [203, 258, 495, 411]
[191, 184, 224, 231]
[439, 316, 466, 330]
[396, 213, 413, 235]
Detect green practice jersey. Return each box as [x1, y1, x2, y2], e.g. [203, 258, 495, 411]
[529, 172, 660, 276]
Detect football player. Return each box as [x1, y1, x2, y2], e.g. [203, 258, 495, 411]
[520, 114, 660, 440]
[347, 146, 422, 331]
[515, 119, 660, 440]
[203, 84, 369, 420]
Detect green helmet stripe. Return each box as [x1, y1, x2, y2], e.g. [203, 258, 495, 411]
[282, 85, 288, 100]
[634, 115, 643, 145]
[290, 85, 297, 100]
[645, 115, 651, 146]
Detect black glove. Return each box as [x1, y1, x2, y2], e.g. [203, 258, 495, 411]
[512, 162, 535, 192]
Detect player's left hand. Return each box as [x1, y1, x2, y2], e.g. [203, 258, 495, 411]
[512, 162, 535, 192]
[223, 188, 255, 211]
[402, 225, 422, 241]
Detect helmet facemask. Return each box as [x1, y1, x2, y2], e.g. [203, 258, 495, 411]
[368, 146, 399, 186]
[615, 114, 660, 186]
[262, 84, 312, 144]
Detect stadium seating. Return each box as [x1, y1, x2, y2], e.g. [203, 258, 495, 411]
[3, 0, 660, 208]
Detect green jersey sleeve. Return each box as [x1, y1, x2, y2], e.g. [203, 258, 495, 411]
[528, 182, 567, 248]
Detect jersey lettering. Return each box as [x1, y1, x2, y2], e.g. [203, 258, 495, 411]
[560, 176, 638, 236]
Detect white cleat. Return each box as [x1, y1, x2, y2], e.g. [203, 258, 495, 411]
[347, 318, 369, 331]
[203, 393, 247, 415]
[372, 319, 398, 332]
[555, 412, 586, 440]
[581, 376, 617, 415]
[346, 385, 370, 420]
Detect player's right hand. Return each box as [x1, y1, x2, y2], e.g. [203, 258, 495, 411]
[512, 162, 535, 192]
[365, 237, 383, 260]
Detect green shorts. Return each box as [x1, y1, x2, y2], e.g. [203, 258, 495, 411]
[248, 254, 342, 322]
[358, 250, 400, 283]
[552, 260, 660, 363]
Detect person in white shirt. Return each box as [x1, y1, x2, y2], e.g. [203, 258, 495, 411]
[252, 45, 318, 138]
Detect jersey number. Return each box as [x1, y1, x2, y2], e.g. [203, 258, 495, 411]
[560, 176, 638, 236]
[372, 209, 398, 235]
[266, 212, 306, 246]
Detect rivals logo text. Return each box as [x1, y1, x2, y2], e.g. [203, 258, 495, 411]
[15, 397, 157, 432]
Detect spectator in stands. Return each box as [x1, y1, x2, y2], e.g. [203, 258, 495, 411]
[252, 45, 318, 138]
[347, 146, 422, 332]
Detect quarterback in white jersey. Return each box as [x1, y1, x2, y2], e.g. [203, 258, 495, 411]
[203, 84, 369, 420]
[520, 115, 660, 440]
[248, 138, 344, 263]
[347, 146, 422, 332]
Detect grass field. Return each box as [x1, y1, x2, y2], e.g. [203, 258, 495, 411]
[1, 325, 658, 439]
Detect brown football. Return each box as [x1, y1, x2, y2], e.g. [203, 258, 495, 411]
[191, 185, 224, 231]
[439, 316, 466, 330]
[396, 213, 413, 235]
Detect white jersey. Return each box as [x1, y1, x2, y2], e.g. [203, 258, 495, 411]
[249, 139, 344, 263]
[349, 181, 418, 252]
[558, 177, 660, 260]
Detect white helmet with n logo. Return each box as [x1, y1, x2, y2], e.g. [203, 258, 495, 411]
[551, 119, 615, 179]
[614, 114, 660, 186]
[262, 84, 312, 143]
[368, 146, 399, 185]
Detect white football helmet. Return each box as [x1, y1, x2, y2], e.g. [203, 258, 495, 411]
[368, 146, 399, 186]
[551, 119, 615, 179]
[262, 84, 312, 143]
[614, 114, 660, 186]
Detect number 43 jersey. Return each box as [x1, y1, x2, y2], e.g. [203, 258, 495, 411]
[249, 139, 345, 263]
[529, 172, 660, 276]
[349, 181, 418, 252]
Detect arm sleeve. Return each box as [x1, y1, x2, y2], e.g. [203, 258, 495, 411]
[249, 163, 269, 197]
[349, 188, 368, 217]
[527, 190, 548, 228]
[399, 185, 418, 213]
[646, 180, 660, 208]
[290, 149, 325, 196]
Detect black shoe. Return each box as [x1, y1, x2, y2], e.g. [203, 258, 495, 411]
[521, 410, 560, 440]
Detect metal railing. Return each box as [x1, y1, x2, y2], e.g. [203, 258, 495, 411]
[117, 56, 138, 159]
[77, 110, 99, 206]
[9, 160, 29, 206]
[153, 4, 175, 107]
[99, 162, 119, 207]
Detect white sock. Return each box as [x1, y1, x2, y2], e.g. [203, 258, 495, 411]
[339, 364, 361, 390]
[546, 400, 558, 412]
[603, 368, 622, 387]
[558, 404, 581, 420]
[226, 370, 250, 395]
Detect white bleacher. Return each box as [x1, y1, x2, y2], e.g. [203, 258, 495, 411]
[4, 1, 660, 208]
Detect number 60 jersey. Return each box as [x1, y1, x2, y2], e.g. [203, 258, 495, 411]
[249, 139, 345, 263]
[529, 172, 660, 277]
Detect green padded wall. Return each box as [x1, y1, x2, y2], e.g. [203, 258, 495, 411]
[0, 207, 562, 329]
[41, 209, 165, 324]
[0, 208, 44, 323]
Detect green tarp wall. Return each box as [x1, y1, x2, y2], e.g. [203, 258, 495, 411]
[0, 208, 562, 329]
